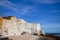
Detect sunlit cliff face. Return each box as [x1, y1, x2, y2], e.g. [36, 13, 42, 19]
[0, 16, 45, 37]
[0, 16, 2, 29]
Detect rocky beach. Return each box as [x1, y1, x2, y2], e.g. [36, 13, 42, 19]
[8, 34, 60, 40]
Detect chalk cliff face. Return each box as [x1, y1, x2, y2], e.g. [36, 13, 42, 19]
[0, 16, 45, 37]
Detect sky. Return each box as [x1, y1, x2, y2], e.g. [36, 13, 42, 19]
[0, 0, 60, 33]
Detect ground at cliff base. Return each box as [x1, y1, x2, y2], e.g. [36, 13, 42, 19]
[7, 34, 60, 40]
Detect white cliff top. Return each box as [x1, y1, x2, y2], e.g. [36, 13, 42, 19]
[17, 19, 26, 23]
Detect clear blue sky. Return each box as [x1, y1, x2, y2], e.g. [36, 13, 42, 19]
[0, 0, 60, 33]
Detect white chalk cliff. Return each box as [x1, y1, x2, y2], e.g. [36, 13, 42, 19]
[0, 16, 45, 37]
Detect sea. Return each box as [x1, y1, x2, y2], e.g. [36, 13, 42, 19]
[46, 33, 60, 37]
